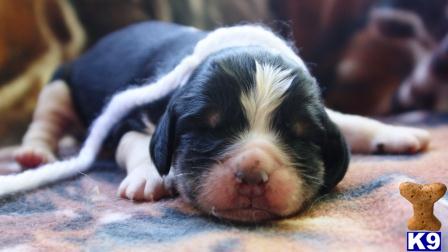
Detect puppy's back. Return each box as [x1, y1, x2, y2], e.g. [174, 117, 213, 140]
[54, 21, 207, 126]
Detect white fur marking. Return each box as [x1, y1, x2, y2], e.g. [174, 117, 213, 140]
[240, 62, 293, 133]
[235, 63, 298, 181]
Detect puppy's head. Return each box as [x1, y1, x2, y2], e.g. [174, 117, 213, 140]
[150, 47, 349, 222]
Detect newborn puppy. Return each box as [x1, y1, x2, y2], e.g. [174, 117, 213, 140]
[11, 22, 429, 222]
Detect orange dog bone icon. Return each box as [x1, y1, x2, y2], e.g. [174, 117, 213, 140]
[399, 182, 447, 231]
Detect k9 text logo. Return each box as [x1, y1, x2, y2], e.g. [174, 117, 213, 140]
[407, 232, 441, 251]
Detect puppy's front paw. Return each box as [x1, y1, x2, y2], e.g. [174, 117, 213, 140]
[118, 167, 170, 201]
[14, 146, 56, 169]
[371, 126, 430, 154]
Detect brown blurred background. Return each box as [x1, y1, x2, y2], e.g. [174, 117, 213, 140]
[1, 0, 447, 146]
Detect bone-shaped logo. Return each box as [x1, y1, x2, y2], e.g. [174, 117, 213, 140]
[399, 182, 447, 231]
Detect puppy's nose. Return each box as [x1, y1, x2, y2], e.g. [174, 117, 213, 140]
[232, 148, 270, 197]
[233, 148, 271, 184]
[235, 170, 268, 185]
[235, 170, 268, 197]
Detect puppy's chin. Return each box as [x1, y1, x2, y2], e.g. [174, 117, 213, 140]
[211, 208, 278, 223]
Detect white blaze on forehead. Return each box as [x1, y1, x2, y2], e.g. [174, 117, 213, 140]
[240, 62, 294, 133]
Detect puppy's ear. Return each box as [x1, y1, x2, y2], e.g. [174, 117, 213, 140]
[150, 109, 177, 176]
[319, 114, 350, 193]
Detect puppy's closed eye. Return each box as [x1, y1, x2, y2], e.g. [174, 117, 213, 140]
[176, 109, 223, 134]
[277, 111, 321, 138]
[281, 120, 306, 136]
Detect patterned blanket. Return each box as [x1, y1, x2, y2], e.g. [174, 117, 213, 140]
[1, 112, 447, 252]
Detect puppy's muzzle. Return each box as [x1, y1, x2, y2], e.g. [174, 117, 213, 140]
[197, 139, 305, 222]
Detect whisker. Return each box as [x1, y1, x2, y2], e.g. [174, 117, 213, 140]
[172, 172, 195, 177]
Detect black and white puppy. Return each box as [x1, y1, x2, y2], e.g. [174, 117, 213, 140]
[2, 22, 429, 223]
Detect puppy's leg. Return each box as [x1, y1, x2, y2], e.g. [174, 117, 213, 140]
[116, 131, 174, 201]
[15, 80, 79, 168]
[326, 109, 430, 153]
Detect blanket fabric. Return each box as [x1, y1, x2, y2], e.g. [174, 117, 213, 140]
[1, 113, 447, 251]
